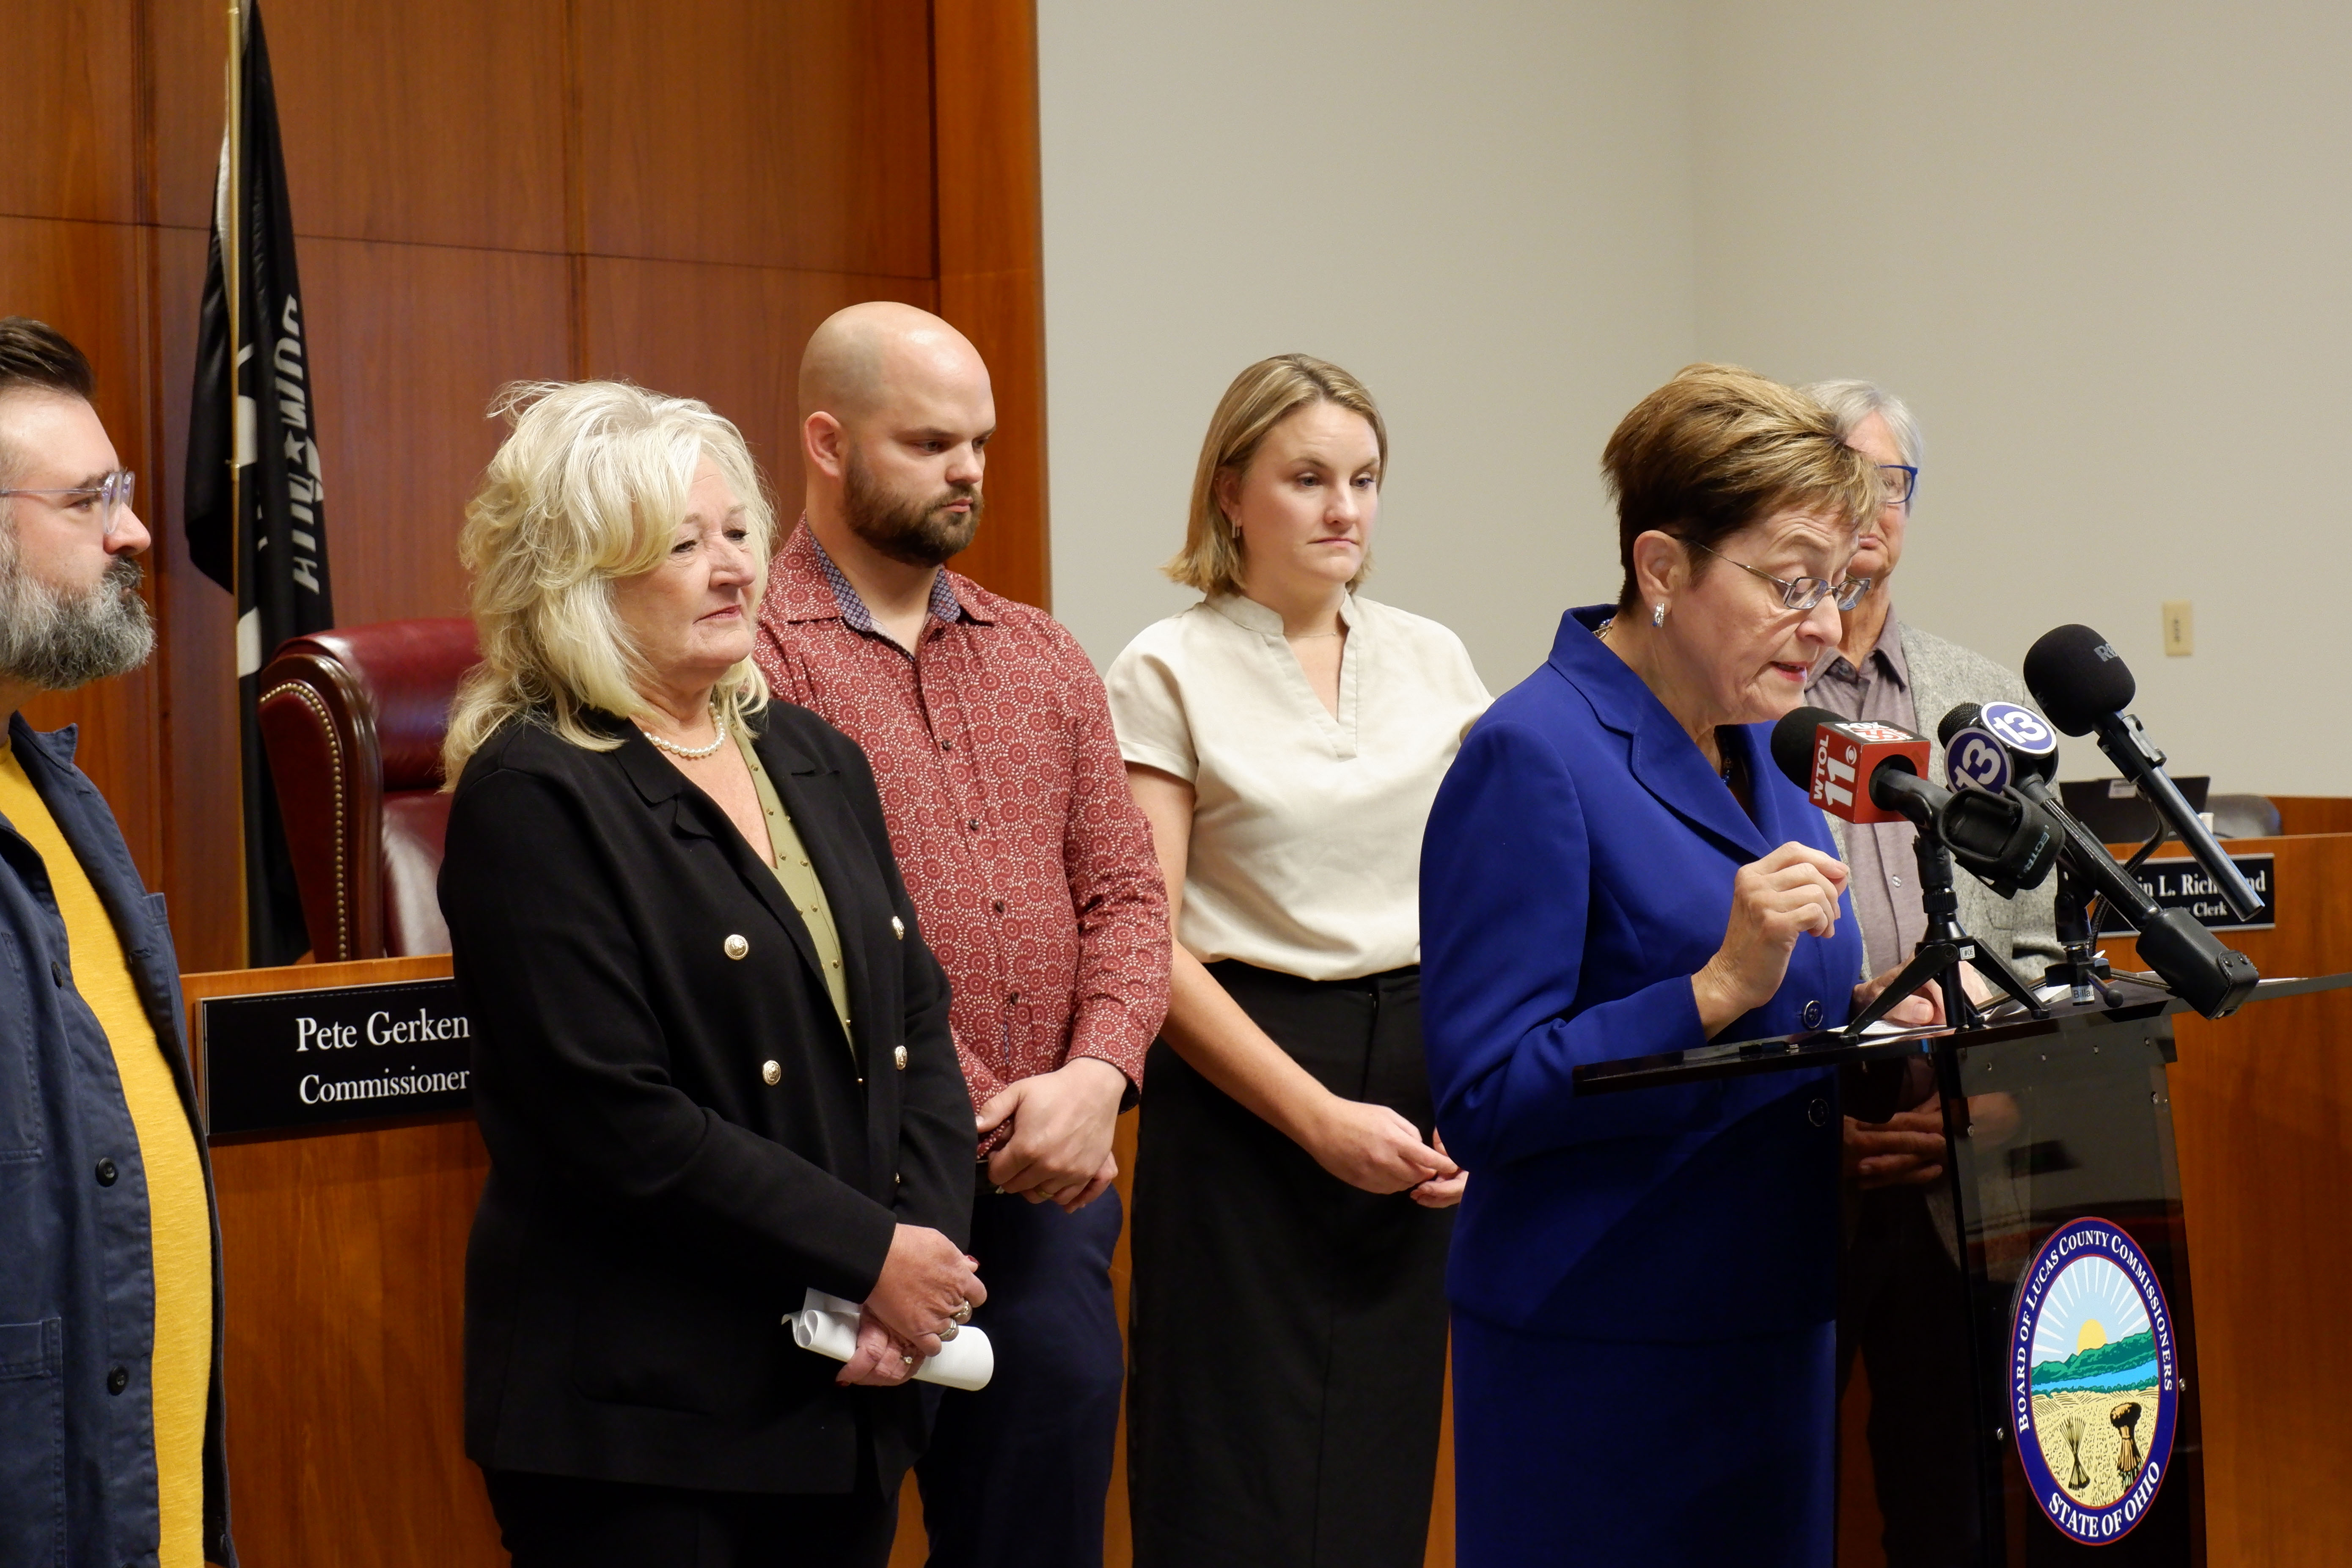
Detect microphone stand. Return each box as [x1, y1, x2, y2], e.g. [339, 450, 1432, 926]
[2038, 857, 2117, 1009]
[1842, 828, 2050, 1037]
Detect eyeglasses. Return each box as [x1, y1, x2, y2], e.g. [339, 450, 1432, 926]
[0, 470, 137, 539]
[1880, 464, 1918, 506]
[1686, 540, 1871, 612]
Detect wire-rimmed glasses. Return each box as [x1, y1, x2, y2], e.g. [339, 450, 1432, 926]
[1687, 540, 1871, 612]
[0, 470, 137, 539]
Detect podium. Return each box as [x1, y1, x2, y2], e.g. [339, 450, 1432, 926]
[1576, 973, 2352, 1566]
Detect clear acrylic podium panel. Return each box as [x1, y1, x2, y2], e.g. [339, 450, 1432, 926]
[1575, 975, 2352, 1567]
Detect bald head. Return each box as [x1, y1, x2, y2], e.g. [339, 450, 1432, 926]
[797, 302, 996, 573]
[799, 301, 989, 424]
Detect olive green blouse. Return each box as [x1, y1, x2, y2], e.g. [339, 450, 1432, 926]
[735, 728, 853, 1038]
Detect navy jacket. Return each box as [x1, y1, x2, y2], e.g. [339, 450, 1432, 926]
[440, 706, 974, 1495]
[0, 714, 233, 1568]
[1421, 609, 1862, 1342]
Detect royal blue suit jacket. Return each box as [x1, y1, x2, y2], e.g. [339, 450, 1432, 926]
[1422, 608, 1862, 1342]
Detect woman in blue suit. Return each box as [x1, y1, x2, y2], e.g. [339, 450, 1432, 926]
[1422, 364, 1933, 1565]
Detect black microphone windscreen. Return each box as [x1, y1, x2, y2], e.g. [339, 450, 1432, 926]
[1937, 702, 1986, 748]
[1770, 706, 1843, 790]
[2023, 624, 2137, 737]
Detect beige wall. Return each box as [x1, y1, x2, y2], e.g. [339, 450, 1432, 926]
[1036, 0, 1699, 691]
[1040, 2, 2352, 793]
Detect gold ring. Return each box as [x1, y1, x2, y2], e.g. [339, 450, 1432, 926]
[940, 1325, 959, 1341]
[900, 1353, 915, 1367]
[952, 1301, 973, 1324]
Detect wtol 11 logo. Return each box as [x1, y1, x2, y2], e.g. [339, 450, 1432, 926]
[2009, 1217, 2179, 1544]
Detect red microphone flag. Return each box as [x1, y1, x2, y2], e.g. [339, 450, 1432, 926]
[1807, 719, 1931, 825]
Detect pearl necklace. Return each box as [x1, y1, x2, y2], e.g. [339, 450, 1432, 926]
[637, 704, 728, 760]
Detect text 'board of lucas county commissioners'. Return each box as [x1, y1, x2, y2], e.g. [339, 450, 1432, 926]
[201, 978, 473, 1137]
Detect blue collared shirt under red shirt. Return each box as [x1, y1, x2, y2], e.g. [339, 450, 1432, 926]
[753, 523, 1170, 1114]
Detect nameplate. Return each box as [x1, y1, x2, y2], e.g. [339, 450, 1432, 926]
[2121, 853, 2277, 931]
[201, 978, 473, 1137]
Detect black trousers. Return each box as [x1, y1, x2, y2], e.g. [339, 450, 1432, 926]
[1126, 961, 1453, 1568]
[915, 1176, 1127, 1568]
[1837, 1185, 1982, 1567]
[483, 1466, 899, 1568]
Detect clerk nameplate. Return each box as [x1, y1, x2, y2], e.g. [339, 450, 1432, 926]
[2124, 853, 2276, 931]
[201, 979, 473, 1137]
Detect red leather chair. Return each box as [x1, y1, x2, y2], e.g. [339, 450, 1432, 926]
[256, 618, 479, 960]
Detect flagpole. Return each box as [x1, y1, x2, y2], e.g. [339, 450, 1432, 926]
[226, 0, 250, 963]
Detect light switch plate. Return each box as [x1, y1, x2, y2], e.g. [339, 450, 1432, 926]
[2162, 600, 2193, 656]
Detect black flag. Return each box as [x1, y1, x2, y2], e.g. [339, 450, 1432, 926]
[185, 0, 334, 966]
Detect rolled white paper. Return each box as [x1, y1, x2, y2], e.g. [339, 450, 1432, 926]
[790, 1290, 994, 1392]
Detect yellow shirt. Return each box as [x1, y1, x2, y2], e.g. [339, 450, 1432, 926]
[0, 741, 209, 1568]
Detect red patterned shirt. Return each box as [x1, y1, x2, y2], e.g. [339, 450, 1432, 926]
[754, 524, 1169, 1117]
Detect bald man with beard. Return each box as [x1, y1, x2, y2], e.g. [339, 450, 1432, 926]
[754, 303, 1169, 1568]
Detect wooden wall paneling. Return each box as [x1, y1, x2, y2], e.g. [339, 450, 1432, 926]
[2102, 834, 2352, 1567]
[300, 239, 574, 624]
[575, 0, 935, 277]
[261, 0, 571, 253]
[931, 0, 1049, 609]
[0, 214, 168, 885]
[582, 256, 936, 514]
[147, 0, 233, 231]
[2273, 796, 2352, 837]
[0, 0, 145, 224]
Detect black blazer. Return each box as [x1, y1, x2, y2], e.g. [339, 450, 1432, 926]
[438, 703, 973, 1495]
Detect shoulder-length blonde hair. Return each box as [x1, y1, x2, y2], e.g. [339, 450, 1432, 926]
[1164, 354, 1388, 598]
[441, 380, 776, 782]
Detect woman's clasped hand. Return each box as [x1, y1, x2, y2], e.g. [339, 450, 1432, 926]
[837, 1224, 988, 1388]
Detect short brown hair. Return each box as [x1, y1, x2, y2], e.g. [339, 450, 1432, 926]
[1166, 354, 1387, 597]
[1601, 363, 1879, 611]
[0, 319, 97, 484]
[0, 318, 96, 403]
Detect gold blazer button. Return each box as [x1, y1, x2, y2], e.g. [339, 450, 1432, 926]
[761, 1059, 782, 1086]
[891, 916, 905, 941]
[723, 934, 749, 960]
[894, 1045, 909, 1071]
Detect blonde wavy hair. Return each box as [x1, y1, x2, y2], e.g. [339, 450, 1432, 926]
[441, 380, 775, 783]
[1164, 354, 1387, 598]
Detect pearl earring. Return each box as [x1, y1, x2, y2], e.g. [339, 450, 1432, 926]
[1651, 603, 1666, 627]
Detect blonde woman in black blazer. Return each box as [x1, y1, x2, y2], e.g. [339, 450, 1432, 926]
[437, 381, 981, 1568]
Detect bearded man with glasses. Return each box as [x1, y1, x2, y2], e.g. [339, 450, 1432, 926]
[0, 317, 233, 1568]
[1801, 379, 2060, 1568]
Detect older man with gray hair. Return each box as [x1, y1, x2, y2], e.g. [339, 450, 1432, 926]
[1802, 379, 2057, 1566]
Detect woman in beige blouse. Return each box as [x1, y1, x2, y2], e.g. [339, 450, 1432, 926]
[1107, 355, 1488, 1568]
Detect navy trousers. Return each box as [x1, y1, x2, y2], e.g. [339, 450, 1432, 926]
[916, 1178, 1126, 1568]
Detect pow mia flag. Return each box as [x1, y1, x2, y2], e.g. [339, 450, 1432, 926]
[184, 0, 335, 965]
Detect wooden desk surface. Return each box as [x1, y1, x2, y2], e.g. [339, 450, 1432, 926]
[2100, 833, 2352, 1568]
[185, 955, 502, 1568]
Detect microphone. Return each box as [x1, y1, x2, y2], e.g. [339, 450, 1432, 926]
[1935, 699, 2260, 1018]
[2022, 625, 2265, 922]
[1939, 700, 2060, 791]
[1769, 707, 1928, 824]
[1769, 708, 2056, 896]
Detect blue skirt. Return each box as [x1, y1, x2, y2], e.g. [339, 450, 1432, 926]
[1451, 1313, 1835, 1567]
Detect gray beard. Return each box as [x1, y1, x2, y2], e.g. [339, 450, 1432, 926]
[842, 446, 981, 569]
[0, 530, 155, 693]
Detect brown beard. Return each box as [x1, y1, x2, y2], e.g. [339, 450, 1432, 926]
[842, 444, 982, 568]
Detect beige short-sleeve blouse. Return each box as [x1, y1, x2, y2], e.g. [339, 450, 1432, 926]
[1106, 592, 1490, 982]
